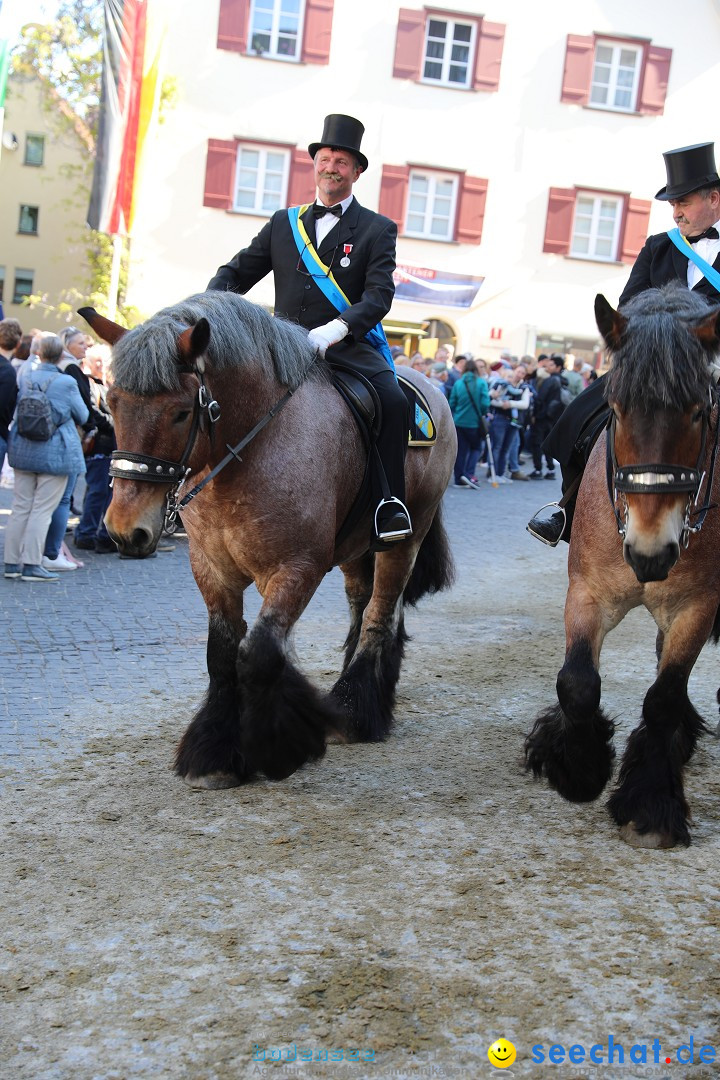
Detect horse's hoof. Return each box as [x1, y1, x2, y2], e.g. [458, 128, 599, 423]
[618, 823, 675, 849]
[182, 771, 241, 790]
[325, 726, 350, 745]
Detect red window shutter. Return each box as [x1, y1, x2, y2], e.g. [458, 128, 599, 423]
[543, 188, 576, 254]
[203, 139, 237, 210]
[287, 148, 316, 206]
[637, 45, 672, 116]
[301, 0, 334, 65]
[472, 20, 505, 92]
[393, 8, 424, 80]
[619, 197, 651, 264]
[378, 165, 409, 231]
[217, 0, 249, 53]
[560, 34, 594, 105]
[455, 175, 488, 244]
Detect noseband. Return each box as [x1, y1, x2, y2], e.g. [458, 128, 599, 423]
[606, 389, 720, 547]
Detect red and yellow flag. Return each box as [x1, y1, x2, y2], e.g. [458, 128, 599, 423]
[87, 0, 164, 236]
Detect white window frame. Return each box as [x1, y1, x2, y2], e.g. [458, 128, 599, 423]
[233, 143, 290, 216]
[589, 39, 642, 112]
[404, 169, 459, 242]
[248, 0, 306, 62]
[570, 192, 623, 262]
[421, 16, 476, 89]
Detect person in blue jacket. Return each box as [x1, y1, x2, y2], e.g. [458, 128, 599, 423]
[5, 335, 88, 581]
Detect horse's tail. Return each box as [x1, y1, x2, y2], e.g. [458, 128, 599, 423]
[403, 501, 455, 607]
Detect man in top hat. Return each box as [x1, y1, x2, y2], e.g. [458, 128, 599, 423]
[207, 113, 412, 545]
[620, 141, 720, 305]
[528, 141, 720, 547]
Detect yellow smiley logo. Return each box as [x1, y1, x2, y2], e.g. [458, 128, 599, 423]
[488, 1038, 517, 1068]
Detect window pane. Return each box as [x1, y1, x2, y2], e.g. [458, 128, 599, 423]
[431, 218, 449, 236]
[410, 175, 429, 195]
[25, 135, 44, 167]
[426, 41, 444, 60]
[454, 24, 471, 43]
[13, 272, 34, 304]
[423, 60, 442, 79]
[427, 19, 446, 37]
[0, 268, 5, 302]
[406, 213, 425, 232]
[19, 205, 39, 234]
[595, 45, 613, 64]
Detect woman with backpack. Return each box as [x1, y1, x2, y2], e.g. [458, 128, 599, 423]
[4, 335, 88, 581]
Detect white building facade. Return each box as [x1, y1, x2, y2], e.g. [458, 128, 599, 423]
[125, 0, 720, 362]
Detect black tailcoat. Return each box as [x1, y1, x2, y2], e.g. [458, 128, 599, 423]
[207, 197, 397, 342]
[619, 231, 720, 307]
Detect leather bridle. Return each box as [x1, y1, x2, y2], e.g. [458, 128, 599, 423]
[606, 388, 720, 547]
[109, 354, 297, 533]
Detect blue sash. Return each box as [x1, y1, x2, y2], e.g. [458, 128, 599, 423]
[667, 228, 720, 295]
[287, 206, 395, 371]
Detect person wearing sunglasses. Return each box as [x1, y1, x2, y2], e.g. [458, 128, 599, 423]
[207, 114, 412, 545]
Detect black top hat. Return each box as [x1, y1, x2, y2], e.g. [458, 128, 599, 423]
[308, 114, 368, 172]
[655, 142, 720, 200]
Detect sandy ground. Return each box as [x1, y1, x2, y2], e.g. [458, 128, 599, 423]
[2, 482, 720, 1079]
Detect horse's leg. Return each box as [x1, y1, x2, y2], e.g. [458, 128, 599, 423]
[525, 579, 619, 802]
[235, 568, 347, 781]
[339, 552, 375, 673]
[608, 604, 714, 848]
[175, 588, 249, 789]
[330, 544, 415, 742]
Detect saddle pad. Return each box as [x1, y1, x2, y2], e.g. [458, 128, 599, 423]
[397, 373, 436, 446]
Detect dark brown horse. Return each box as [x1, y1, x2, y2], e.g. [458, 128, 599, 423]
[80, 292, 456, 789]
[525, 284, 720, 848]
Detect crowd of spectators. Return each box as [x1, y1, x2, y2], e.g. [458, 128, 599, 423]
[389, 338, 597, 489]
[0, 316, 173, 582]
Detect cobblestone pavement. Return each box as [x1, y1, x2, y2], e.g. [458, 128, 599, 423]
[0, 468, 556, 779]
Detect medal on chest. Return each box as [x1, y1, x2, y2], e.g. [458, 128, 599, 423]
[340, 244, 353, 268]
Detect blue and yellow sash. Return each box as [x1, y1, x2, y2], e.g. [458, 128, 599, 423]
[288, 205, 395, 371]
[667, 227, 720, 295]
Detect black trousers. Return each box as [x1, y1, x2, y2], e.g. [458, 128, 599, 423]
[326, 338, 409, 505]
[541, 375, 610, 537]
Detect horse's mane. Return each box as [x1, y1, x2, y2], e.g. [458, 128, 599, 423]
[111, 292, 326, 394]
[606, 283, 717, 411]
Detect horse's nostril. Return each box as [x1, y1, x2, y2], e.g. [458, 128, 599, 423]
[131, 527, 154, 549]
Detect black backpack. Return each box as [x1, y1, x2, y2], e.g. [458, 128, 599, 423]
[15, 374, 59, 441]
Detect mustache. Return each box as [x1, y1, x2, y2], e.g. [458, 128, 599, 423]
[320, 172, 342, 181]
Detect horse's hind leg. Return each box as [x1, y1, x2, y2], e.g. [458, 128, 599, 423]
[608, 606, 713, 848]
[331, 544, 415, 742]
[525, 581, 617, 802]
[175, 593, 249, 789]
[339, 552, 375, 673]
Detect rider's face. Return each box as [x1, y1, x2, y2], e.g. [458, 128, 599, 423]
[669, 189, 720, 236]
[314, 148, 362, 206]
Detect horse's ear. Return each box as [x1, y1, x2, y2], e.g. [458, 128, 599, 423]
[77, 306, 127, 345]
[595, 294, 627, 350]
[691, 305, 720, 347]
[177, 318, 211, 365]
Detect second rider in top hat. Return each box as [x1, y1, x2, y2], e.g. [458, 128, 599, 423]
[207, 114, 412, 545]
[527, 140, 720, 548]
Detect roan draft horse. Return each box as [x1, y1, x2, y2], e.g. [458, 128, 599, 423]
[525, 283, 720, 848]
[80, 292, 456, 788]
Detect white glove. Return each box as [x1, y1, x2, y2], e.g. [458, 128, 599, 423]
[307, 318, 349, 358]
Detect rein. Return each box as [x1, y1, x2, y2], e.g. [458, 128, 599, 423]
[605, 389, 720, 547]
[109, 353, 302, 532]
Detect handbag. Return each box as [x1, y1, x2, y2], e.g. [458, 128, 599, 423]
[461, 378, 489, 439]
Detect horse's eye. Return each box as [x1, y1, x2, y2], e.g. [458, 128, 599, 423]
[174, 410, 191, 424]
[692, 409, 704, 423]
